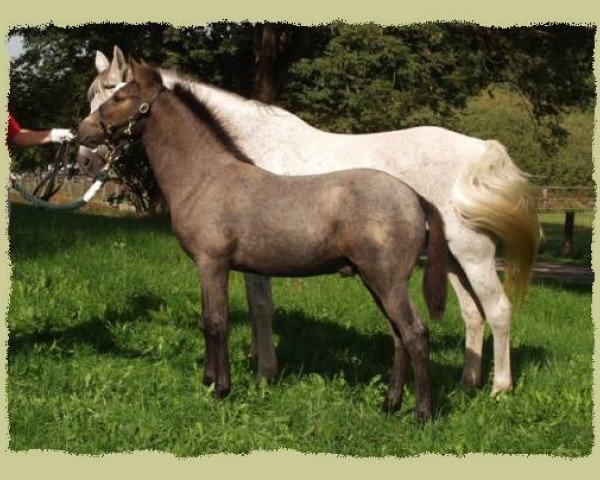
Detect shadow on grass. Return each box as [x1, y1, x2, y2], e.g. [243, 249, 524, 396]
[8, 289, 252, 362]
[274, 309, 547, 391]
[8, 293, 168, 360]
[530, 276, 592, 294]
[9, 203, 172, 262]
[8, 290, 549, 418]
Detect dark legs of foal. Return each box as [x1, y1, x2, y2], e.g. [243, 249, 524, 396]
[198, 260, 231, 398]
[197, 258, 432, 419]
[363, 278, 433, 421]
[243, 273, 278, 381]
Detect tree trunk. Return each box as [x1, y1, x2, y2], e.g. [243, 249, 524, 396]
[253, 24, 286, 103]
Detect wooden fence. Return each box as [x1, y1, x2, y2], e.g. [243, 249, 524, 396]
[9, 175, 596, 233]
[536, 186, 594, 257]
[537, 186, 595, 212]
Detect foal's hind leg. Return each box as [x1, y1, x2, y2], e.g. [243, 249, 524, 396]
[391, 298, 433, 421]
[363, 285, 410, 414]
[198, 259, 232, 398]
[243, 273, 278, 381]
[384, 333, 410, 415]
[363, 274, 433, 420]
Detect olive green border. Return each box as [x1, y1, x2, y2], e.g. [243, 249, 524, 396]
[1, 1, 598, 477]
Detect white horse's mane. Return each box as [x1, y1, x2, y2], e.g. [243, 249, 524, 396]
[87, 70, 107, 102]
[158, 68, 308, 124]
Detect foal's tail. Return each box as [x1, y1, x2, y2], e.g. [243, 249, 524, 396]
[452, 140, 539, 304]
[420, 198, 447, 320]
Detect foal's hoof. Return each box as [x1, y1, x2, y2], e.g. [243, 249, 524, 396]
[255, 359, 279, 383]
[255, 367, 278, 384]
[214, 385, 231, 399]
[416, 409, 433, 423]
[203, 374, 216, 387]
[381, 397, 402, 416]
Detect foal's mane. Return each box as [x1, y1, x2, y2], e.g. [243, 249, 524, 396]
[171, 82, 254, 165]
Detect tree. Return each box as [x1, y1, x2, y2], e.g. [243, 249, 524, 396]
[279, 23, 595, 140]
[461, 24, 595, 154]
[9, 22, 595, 211]
[252, 23, 330, 102]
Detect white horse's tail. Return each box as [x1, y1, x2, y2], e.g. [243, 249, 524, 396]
[453, 140, 540, 303]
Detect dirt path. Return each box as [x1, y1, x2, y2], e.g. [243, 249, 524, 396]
[497, 260, 594, 286]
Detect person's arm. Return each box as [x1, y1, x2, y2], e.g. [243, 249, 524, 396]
[11, 128, 74, 147]
[10, 128, 53, 147]
[8, 114, 74, 147]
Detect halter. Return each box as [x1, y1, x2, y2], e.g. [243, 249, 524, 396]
[97, 85, 166, 153]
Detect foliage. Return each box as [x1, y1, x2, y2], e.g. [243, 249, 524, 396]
[279, 23, 595, 141]
[457, 88, 594, 187]
[465, 24, 596, 154]
[8, 22, 595, 205]
[108, 143, 166, 214]
[7, 205, 593, 455]
[280, 23, 488, 132]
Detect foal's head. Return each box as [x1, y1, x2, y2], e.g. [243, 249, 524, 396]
[78, 60, 164, 151]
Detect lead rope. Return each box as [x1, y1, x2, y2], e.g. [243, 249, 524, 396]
[9, 138, 116, 211]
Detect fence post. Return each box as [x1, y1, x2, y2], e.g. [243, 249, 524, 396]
[542, 188, 548, 210]
[562, 210, 575, 257]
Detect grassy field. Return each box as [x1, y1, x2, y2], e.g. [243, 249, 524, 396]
[5, 204, 593, 456]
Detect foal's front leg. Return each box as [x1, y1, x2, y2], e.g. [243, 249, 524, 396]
[243, 273, 278, 381]
[199, 260, 231, 398]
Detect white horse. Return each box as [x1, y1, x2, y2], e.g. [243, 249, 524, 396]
[80, 46, 539, 394]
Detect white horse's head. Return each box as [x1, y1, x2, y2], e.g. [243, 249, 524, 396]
[77, 45, 129, 177]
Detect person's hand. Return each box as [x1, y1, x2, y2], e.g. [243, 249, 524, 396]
[50, 128, 75, 143]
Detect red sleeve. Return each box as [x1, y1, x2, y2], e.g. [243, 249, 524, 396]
[8, 113, 22, 144]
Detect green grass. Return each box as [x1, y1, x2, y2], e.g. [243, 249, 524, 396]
[6, 204, 593, 456]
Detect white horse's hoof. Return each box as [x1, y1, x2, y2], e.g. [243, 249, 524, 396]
[491, 382, 513, 396]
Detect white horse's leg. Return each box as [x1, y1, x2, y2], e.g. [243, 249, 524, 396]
[243, 273, 278, 381]
[447, 227, 513, 394]
[448, 262, 485, 387]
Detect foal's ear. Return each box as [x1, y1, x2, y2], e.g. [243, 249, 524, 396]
[129, 58, 163, 89]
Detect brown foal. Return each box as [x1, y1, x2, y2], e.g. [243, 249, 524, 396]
[78, 61, 447, 420]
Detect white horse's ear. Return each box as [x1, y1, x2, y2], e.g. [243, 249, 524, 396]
[95, 51, 110, 73]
